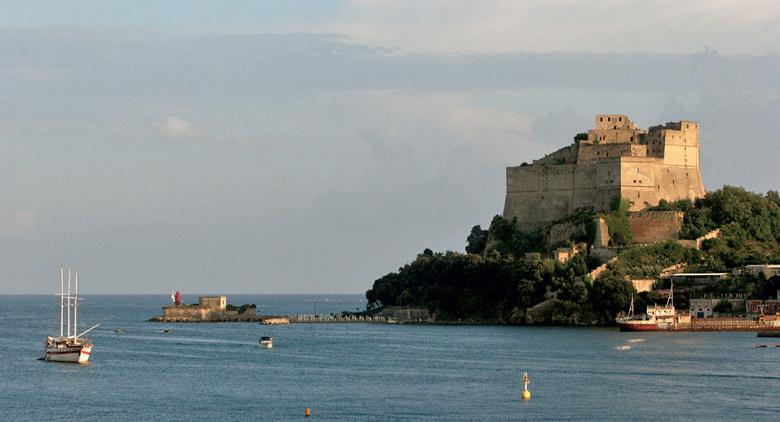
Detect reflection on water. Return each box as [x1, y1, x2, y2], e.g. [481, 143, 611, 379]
[2, 295, 779, 421]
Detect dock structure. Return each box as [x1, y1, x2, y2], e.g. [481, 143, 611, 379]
[285, 314, 389, 323]
[675, 317, 780, 331]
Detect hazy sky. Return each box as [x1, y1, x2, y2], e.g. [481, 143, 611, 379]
[2, 1, 780, 294]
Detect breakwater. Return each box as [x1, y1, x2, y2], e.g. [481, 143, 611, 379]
[151, 312, 393, 324]
[285, 314, 390, 323]
[674, 317, 780, 331]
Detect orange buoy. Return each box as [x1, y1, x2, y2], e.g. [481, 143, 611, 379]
[305, 407, 311, 417]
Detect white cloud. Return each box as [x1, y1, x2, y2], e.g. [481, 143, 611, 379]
[159, 116, 195, 139]
[311, 0, 780, 54]
[0, 211, 38, 237]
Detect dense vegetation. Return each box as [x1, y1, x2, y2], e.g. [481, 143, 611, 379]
[366, 186, 780, 325]
[604, 195, 633, 246]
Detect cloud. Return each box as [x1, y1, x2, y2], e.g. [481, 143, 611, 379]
[315, 0, 780, 54]
[0, 211, 38, 237]
[159, 116, 195, 139]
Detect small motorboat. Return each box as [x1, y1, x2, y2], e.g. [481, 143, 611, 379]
[259, 336, 273, 348]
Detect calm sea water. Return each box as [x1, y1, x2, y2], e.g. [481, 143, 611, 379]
[2, 294, 779, 421]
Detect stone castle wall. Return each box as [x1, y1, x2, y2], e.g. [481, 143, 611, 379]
[504, 115, 705, 231]
[162, 305, 224, 321]
[505, 160, 621, 231]
[629, 210, 684, 244]
[160, 305, 254, 322]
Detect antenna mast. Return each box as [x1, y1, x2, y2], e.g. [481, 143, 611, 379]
[60, 267, 64, 337]
[67, 269, 71, 338]
[74, 271, 78, 338]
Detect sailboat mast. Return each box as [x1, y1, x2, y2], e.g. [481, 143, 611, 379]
[60, 267, 64, 337]
[67, 269, 71, 338]
[74, 271, 78, 337]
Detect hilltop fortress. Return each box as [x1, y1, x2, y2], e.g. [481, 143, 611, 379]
[504, 114, 705, 233]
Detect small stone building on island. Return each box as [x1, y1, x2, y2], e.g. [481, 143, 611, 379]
[155, 295, 257, 322]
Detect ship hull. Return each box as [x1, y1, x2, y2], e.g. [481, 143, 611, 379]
[44, 343, 92, 363]
[617, 321, 660, 332]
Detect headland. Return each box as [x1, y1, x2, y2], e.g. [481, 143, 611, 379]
[366, 114, 780, 329]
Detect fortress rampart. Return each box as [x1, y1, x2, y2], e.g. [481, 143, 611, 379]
[504, 115, 705, 230]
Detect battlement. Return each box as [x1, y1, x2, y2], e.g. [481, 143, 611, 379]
[534, 116, 700, 165]
[504, 114, 705, 231]
[587, 114, 643, 145]
[594, 114, 636, 130]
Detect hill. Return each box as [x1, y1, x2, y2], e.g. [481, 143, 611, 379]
[365, 186, 780, 325]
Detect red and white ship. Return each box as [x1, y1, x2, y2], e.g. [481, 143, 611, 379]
[44, 268, 100, 364]
[616, 284, 682, 331]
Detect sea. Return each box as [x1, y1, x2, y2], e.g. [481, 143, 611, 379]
[2, 294, 780, 421]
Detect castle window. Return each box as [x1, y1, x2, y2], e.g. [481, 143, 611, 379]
[600, 117, 603, 122]
[608, 117, 611, 122]
[619, 117, 623, 122]
[614, 125, 617, 129]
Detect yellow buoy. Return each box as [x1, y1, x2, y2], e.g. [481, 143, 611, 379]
[521, 372, 531, 400]
[305, 407, 311, 417]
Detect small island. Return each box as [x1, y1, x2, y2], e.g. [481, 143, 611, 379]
[149, 295, 269, 322]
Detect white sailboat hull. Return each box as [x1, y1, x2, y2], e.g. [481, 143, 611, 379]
[44, 343, 92, 363]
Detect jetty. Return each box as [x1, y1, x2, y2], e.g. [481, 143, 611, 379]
[149, 294, 395, 323]
[285, 314, 389, 323]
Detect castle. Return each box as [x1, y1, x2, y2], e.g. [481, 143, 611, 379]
[504, 114, 705, 232]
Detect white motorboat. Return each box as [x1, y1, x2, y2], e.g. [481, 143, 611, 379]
[259, 336, 273, 348]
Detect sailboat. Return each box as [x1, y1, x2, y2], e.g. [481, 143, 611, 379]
[44, 268, 100, 363]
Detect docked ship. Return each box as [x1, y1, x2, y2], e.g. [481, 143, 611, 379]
[44, 268, 100, 363]
[616, 284, 687, 331]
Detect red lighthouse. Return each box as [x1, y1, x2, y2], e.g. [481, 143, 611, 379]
[174, 291, 181, 306]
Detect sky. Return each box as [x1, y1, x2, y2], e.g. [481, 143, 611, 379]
[1, 1, 780, 294]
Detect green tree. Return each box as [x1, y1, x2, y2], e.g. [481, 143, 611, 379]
[713, 300, 733, 314]
[466, 225, 489, 254]
[590, 269, 636, 324]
